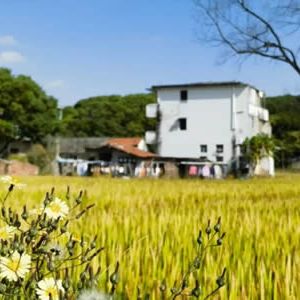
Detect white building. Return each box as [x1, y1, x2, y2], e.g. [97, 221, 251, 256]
[145, 81, 274, 176]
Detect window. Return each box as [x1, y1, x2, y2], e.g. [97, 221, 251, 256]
[200, 145, 207, 153]
[216, 156, 224, 162]
[178, 118, 187, 130]
[216, 144, 224, 153]
[180, 90, 188, 101]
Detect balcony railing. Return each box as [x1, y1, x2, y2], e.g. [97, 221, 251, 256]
[248, 104, 269, 121]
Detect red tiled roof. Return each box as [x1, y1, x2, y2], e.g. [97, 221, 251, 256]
[104, 137, 155, 158]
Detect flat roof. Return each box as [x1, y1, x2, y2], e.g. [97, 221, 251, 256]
[151, 81, 259, 91]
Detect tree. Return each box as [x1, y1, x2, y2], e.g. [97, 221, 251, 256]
[241, 133, 275, 174]
[61, 93, 156, 137]
[194, 0, 300, 75]
[265, 95, 300, 167]
[0, 68, 59, 156]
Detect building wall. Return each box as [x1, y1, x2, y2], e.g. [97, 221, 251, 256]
[156, 85, 271, 165]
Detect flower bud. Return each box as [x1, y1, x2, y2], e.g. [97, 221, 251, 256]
[217, 233, 226, 246]
[197, 230, 202, 245]
[205, 219, 211, 236]
[110, 262, 119, 285]
[21, 205, 28, 220]
[9, 184, 14, 192]
[191, 280, 201, 298]
[214, 217, 221, 233]
[216, 268, 226, 287]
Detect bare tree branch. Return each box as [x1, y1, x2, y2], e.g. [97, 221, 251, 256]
[194, 0, 300, 75]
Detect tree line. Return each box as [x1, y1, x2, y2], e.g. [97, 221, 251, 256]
[0, 67, 299, 167]
[61, 94, 156, 137]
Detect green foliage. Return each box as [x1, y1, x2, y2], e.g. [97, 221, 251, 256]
[61, 94, 156, 137]
[27, 144, 51, 174]
[0, 68, 59, 155]
[265, 95, 300, 138]
[241, 134, 275, 172]
[265, 95, 300, 166]
[7, 153, 28, 163]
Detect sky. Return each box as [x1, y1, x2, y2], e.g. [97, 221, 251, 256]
[0, 0, 299, 107]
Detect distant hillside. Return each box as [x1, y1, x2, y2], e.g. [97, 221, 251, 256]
[265, 95, 300, 166]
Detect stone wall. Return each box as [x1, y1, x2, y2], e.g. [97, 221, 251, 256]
[0, 160, 39, 176]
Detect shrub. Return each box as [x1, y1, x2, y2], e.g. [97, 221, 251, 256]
[27, 144, 51, 174]
[7, 153, 28, 163]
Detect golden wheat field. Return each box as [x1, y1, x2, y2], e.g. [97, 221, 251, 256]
[2, 173, 300, 299]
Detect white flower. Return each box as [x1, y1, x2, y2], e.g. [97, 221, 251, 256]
[0, 251, 31, 281]
[78, 289, 109, 300]
[0, 226, 16, 240]
[44, 197, 69, 219]
[0, 175, 26, 189]
[36, 277, 64, 300]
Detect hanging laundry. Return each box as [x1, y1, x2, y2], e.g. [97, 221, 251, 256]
[189, 165, 198, 176]
[198, 166, 202, 177]
[202, 165, 211, 178]
[77, 162, 88, 176]
[214, 165, 223, 179]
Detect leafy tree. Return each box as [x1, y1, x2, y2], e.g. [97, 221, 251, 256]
[194, 0, 300, 75]
[61, 93, 156, 137]
[265, 95, 300, 167]
[241, 133, 275, 174]
[0, 68, 59, 156]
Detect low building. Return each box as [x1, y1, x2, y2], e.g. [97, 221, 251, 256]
[57, 137, 110, 160]
[94, 137, 156, 177]
[55, 137, 156, 177]
[0, 138, 32, 157]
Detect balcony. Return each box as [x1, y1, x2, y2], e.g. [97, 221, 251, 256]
[248, 104, 269, 121]
[146, 103, 158, 118]
[145, 131, 157, 144]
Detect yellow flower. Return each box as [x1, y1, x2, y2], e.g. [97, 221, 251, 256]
[0, 251, 31, 281]
[44, 197, 69, 220]
[0, 226, 16, 240]
[36, 277, 64, 300]
[0, 175, 26, 189]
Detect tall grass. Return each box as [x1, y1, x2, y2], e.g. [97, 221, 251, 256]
[4, 173, 300, 299]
